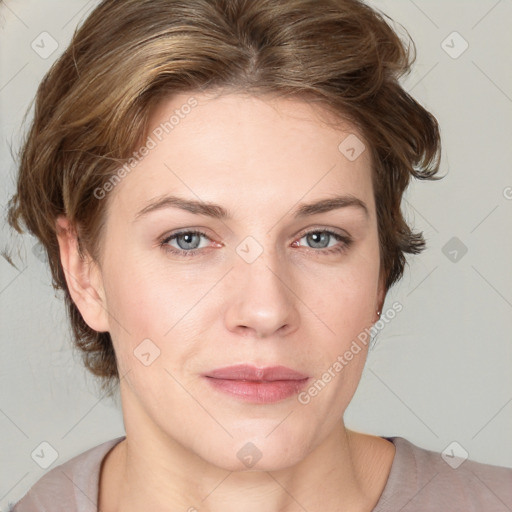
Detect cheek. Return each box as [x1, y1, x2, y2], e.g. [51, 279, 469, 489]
[101, 252, 213, 368]
[309, 247, 380, 339]
[99, 254, 177, 370]
[299, 264, 377, 413]
[104, 269, 167, 334]
[299, 261, 380, 398]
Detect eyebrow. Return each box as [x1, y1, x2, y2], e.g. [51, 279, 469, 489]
[134, 194, 369, 221]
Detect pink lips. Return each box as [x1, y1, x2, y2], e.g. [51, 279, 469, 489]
[204, 364, 309, 404]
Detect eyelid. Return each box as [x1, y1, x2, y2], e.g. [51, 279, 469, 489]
[295, 225, 350, 240]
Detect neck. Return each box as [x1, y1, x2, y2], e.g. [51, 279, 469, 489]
[100, 391, 394, 512]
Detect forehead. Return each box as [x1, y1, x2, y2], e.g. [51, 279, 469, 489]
[110, 91, 374, 218]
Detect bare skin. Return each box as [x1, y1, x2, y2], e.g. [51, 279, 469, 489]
[98, 429, 395, 512]
[57, 91, 395, 512]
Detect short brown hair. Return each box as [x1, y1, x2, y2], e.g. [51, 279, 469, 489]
[7, 0, 441, 397]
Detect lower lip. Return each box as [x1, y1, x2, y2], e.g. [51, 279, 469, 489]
[205, 377, 309, 403]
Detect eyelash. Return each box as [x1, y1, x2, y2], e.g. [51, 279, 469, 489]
[159, 229, 353, 257]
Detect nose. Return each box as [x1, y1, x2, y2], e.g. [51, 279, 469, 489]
[224, 248, 300, 339]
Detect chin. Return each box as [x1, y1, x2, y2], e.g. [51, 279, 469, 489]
[208, 446, 307, 473]
[193, 425, 316, 472]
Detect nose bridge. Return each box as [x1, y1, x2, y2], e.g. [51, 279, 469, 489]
[250, 224, 295, 275]
[239, 235, 290, 304]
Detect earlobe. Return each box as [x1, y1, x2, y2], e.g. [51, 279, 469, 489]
[375, 272, 387, 322]
[55, 215, 110, 333]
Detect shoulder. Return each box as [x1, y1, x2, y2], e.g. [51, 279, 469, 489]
[7, 436, 126, 512]
[374, 436, 512, 512]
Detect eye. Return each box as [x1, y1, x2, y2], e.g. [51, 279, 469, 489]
[159, 228, 352, 257]
[293, 229, 352, 255]
[159, 230, 212, 256]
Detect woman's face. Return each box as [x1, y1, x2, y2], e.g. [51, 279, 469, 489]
[93, 91, 384, 470]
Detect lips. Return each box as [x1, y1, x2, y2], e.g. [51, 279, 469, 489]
[206, 364, 308, 381]
[203, 364, 309, 403]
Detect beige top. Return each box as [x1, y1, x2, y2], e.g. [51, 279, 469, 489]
[8, 436, 512, 511]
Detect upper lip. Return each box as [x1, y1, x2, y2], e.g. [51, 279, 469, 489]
[205, 364, 308, 381]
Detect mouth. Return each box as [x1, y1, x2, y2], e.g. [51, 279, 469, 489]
[203, 364, 310, 404]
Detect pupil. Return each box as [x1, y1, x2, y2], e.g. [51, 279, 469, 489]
[308, 232, 328, 248]
[179, 233, 199, 250]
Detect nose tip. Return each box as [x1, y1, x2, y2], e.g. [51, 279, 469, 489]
[224, 253, 299, 340]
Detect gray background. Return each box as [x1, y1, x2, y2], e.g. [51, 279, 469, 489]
[1, 0, 511, 508]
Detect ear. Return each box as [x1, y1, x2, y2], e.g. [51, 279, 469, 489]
[55, 215, 110, 332]
[374, 271, 387, 322]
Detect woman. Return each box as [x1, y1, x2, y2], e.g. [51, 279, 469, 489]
[6, 0, 511, 510]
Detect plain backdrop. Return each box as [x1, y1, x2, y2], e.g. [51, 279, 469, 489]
[1, 0, 511, 509]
